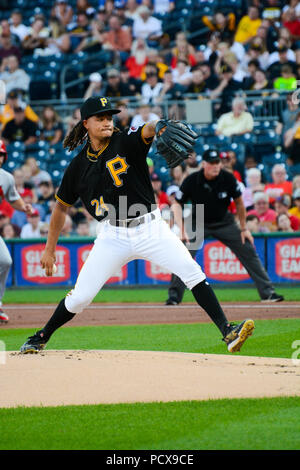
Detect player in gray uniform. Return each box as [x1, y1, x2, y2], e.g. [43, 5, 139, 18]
[0, 140, 33, 323]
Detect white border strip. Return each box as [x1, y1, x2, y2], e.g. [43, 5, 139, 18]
[3, 304, 300, 310]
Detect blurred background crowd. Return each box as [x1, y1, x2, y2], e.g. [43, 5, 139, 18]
[0, 0, 300, 239]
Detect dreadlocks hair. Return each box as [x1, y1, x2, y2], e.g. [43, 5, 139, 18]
[64, 120, 121, 152]
[63, 121, 88, 151]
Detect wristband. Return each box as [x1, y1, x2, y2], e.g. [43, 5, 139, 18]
[241, 228, 247, 232]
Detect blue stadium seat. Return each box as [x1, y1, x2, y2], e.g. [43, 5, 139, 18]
[197, 124, 216, 136]
[29, 70, 59, 100]
[262, 152, 287, 167]
[218, 0, 243, 7]
[5, 161, 20, 172]
[25, 141, 50, 154]
[24, 61, 37, 75]
[62, 149, 76, 161]
[10, 150, 25, 165]
[288, 163, 300, 177]
[222, 143, 246, 163]
[157, 166, 172, 185]
[7, 142, 25, 153]
[206, 135, 231, 145]
[28, 150, 49, 162]
[50, 169, 64, 186]
[232, 133, 253, 144]
[35, 160, 48, 171]
[194, 141, 204, 154]
[256, 130, 280, 145]
[57, 159, 69, 171]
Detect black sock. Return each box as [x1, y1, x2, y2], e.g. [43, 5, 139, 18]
[192, 280, 230, 336]
[41, 299, 75, 341]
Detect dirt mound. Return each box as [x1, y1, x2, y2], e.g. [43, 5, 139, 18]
[2, 350, 299, 408]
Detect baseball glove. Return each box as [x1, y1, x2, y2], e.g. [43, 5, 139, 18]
[155, 119, 198, 168]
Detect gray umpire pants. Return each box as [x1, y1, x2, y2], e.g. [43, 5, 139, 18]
[0, 237, 12, 305]
[167, 213, 275, 302]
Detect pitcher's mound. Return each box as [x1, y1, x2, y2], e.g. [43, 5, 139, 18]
[2, 350, 299, 408]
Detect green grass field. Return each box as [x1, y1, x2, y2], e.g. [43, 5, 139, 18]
[1, 397, 300, 450]
[1, 287, 299, 450]
[3, 285, 300, 303]
[2, 319, 299, 358]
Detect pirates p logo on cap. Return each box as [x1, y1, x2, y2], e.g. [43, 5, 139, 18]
[100, 97, 108, 107]
[80, 96, 121, 120]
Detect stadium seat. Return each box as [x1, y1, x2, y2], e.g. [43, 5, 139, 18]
[206, 135, 231, 145]
[50, 169, 64, 186]
[5, 160, 19, 172]
[221, 142, 246, 163]
[29, 150, 49, 162]
[232, 133, 253, 144]
[217, 0, 243, 8]
[10, 150, 25, 165]
[288, 163, 300, 177]
[57, 159, 69, 171]
[35, 159, 48, 171]
[262, 153, 287, 167]
[24, 60, 38, 74]
[7, 142, 25, 153]
[198, 124, 216, 136]
[256, 130, 280, 145]
[25, 141, 50, 153]
[29, 70, 59, 100]
[157, 166, 172, 186]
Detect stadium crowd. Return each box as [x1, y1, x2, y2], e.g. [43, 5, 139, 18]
[0, 0, 299, 238]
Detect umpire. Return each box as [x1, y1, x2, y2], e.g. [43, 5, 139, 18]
[165, 148, 284, 304]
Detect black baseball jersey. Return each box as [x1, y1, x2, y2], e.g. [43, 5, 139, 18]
[55, 126, 156, 221]
[176, 168, 242, 224]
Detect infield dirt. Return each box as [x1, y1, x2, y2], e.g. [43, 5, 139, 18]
[1, 302, 299, 408]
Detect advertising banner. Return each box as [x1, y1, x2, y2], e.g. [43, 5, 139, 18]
[13, 242, 136, 287]
[9, 236, 300, 287]
[268, 237, 300, 282]
[14, 243, 73, 286]
[5, 242, 12, 287]
[77, 244, 136, 285]
[195, 238, 265, 284]
[137, 260, 172, 285]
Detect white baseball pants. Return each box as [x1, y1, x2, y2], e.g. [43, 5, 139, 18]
[65, 209, 206, 313]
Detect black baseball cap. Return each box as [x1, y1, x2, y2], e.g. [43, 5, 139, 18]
[202, 148, 221, 163]
[80, 96, 121, 121]
[277, 45, 288, 53]
[220, 63, 233, 74]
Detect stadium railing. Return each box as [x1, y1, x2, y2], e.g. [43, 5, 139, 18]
[29, 91, 289, 125]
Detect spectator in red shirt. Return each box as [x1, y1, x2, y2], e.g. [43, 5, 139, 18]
[274, 194, 300, 231]
[264, 164, 293, 204]
[247, 192, 277, 232]
[170, 31, 196, 69]
[125, 38, 149, 79]
[283, 7, 300, 41]
[151, 173, 170, 209]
